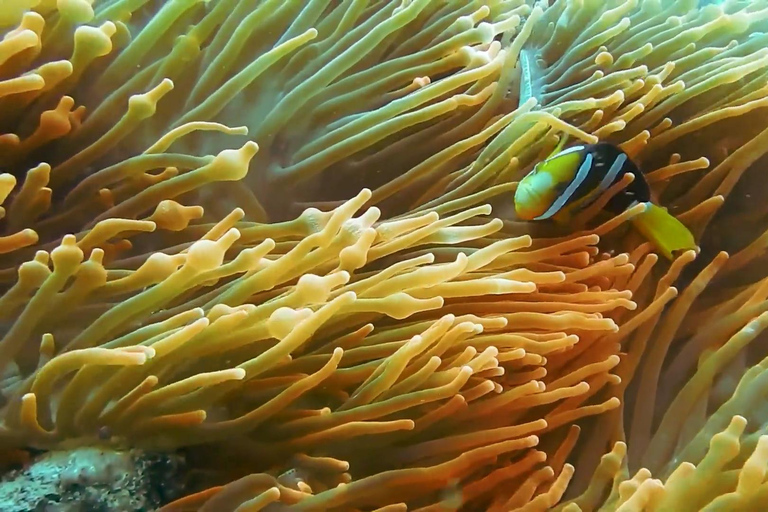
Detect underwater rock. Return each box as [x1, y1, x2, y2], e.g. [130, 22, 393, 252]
[0, 448, 185, 512]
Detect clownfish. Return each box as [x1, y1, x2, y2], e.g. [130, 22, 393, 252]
[514, 139, 697, 260]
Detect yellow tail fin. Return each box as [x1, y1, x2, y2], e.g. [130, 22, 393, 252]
[631, 202, 698, 260]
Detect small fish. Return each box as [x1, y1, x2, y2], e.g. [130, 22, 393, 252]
[514, 139, 697, 260]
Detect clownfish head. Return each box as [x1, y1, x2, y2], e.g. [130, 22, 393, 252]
[514, 168, 558, 220]
[514, 144, 586, 221]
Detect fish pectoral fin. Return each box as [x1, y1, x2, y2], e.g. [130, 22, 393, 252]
[551, 208, 573, 226]
[630, 202, 698, 260]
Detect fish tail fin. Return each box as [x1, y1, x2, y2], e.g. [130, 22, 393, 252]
[630, 202, 698, 260]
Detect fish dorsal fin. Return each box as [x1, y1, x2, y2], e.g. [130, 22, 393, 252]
[535, 140, 586, 186]
[545, 133, 570, 161]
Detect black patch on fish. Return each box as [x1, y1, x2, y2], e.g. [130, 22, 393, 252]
[563, 142, 650, 213]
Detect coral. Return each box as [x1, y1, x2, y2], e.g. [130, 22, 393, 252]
[2, 0, 768, 511]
